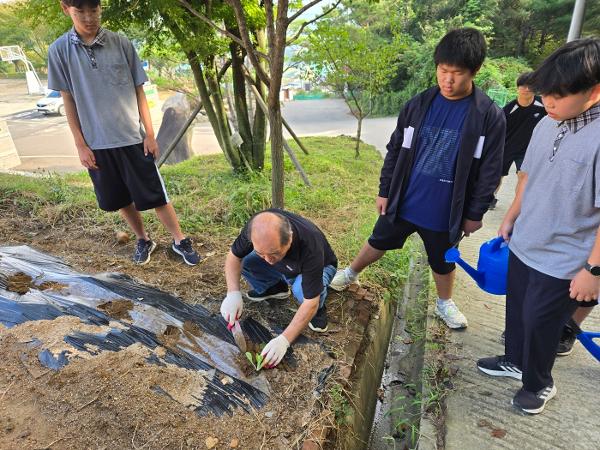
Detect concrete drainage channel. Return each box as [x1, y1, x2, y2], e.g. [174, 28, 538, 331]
[334, 252, 436, 449]
[368, 255, 430, 449]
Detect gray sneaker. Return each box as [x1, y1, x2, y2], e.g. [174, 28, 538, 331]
[329, 268, 358, 291]
[435, 300, 468, 329]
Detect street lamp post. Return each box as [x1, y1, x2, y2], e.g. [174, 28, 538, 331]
[567, 0, 586, 42]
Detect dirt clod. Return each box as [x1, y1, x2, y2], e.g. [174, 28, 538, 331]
[115, 231, 130, 244]
[36, 281, 68, 291]
[6, 272, 33, 295]
[97, 299, 134, 320]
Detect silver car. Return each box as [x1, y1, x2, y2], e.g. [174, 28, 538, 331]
[36, 90, 65, 115]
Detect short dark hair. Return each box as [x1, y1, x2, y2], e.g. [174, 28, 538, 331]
[516, 72, 532, 87]
[528, 38, 600, 96]
[249, 211, 293, 246]
[434, 28, 487, 73]
[61, 0, 101, 7]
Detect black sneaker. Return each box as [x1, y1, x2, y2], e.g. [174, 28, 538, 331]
[172, 238, 201, 266]
[133, 239, 157, 265]
[512, 384, 557, 414]
[477, 355, 522, 380]
[556, 319, 578, 356]
[309, 306, 328, 332]
[246, 280, 289, 302]
[489, 197, 498, 210]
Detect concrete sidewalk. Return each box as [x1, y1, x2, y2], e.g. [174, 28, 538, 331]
[440, 173, 600, 449]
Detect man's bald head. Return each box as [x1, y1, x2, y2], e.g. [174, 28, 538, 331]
[249, 212, 293, 264]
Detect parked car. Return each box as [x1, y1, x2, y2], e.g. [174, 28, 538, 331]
[36, 90, 64, 115]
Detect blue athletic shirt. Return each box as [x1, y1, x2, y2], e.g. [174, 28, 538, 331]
[399, 92, 471, 231]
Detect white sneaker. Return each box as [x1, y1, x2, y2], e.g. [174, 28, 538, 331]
[329, 268, 358, 291]
[435, 300, 468, 329]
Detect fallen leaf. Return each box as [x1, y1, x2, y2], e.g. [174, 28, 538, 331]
[230, 438, 239, 448]
[205, 251, 216, 257]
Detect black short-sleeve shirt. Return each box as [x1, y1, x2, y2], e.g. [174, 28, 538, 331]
[503, 97, 547, 156]
[231, 209, 338, 299]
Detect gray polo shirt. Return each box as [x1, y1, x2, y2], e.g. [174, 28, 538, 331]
[509, 115, 600, 279]
[47, 28, 148, 150]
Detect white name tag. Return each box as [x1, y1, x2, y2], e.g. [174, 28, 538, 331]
[474, 136, 485, 159]
[402, 126, 414, 148]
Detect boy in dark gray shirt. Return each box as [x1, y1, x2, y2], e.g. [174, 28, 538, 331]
[477, 38, 600, 415]
[48, 0, 200, 266]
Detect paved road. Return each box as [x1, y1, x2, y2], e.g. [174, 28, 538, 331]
[282, 98, 397, 154]
[441, 175, 600, 449]
[2, 79, 396, 173]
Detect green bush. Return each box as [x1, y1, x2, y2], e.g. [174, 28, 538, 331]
[475, 56, 532, 97]
[366, 91, 412, 117]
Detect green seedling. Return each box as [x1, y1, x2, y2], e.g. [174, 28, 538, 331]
[245, 352, 265, 371]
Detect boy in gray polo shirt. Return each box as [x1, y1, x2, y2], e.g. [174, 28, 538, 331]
[477, 38, 600, 414]
[48, 0, 200, 266]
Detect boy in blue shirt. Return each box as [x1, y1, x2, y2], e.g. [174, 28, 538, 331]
[330, 28, 505, 330]
[48, 0, 200, 266]
[477, 38, 600, 414]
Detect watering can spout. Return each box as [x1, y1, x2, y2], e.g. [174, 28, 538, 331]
[444, 247, 485, 285]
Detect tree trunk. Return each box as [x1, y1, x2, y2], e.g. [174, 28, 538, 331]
[355, 116, 362, 158]
[265, 0, 289, 208]
[343, 87, 364, 158]
[205, 57, 246, 170]
[268, 103, 285, 208]
[229, 39, 256, 168]
[538, 29, 547, 51]
[187, 51, 242, 170]
[252, 29, 268, 170]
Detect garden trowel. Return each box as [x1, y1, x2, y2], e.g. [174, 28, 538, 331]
[227, 321, 247, 353]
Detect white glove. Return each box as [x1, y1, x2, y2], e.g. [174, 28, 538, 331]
[261, 334, 290, 368]
[220, 291, 243, 326]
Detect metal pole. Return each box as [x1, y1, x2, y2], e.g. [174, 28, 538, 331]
[567, 0, 586, 42]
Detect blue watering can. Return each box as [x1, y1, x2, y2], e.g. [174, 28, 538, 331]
[445, 236, 600, 362]
[572, 321, 600, 363]
[444, 236, 509, 295]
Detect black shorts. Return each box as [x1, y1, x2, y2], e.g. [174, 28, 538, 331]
[502, 152, 525, 176]
[368, 216, 455, 275]
[88, 143, 169, 212]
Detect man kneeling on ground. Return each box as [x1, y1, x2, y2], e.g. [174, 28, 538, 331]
[220, 210, 337, 368]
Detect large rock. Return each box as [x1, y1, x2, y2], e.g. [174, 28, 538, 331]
[156, 93, 193, 165]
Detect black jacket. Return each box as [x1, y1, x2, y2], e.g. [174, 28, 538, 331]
[379, 86, 506, 243]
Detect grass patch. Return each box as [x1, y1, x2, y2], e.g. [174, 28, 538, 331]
[0, 136, 411, 291]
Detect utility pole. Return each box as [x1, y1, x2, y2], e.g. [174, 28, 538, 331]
[567, 0, 586, 42]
